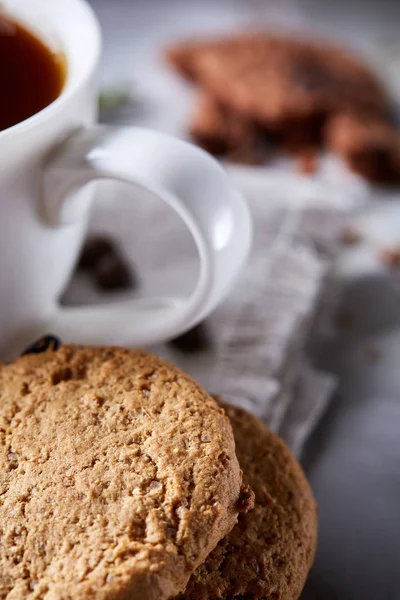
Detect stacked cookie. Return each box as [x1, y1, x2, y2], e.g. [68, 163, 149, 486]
[166, 33, 400, 182]
[0, 344, 317, 599]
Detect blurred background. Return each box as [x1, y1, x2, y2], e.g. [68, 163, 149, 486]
[90, 0, 400, 134]
[81, 2, 400, 599]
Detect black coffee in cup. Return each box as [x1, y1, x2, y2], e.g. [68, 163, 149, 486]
[0, 15, 65, 131]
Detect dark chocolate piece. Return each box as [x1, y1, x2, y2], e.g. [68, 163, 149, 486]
[21, 335, 61, 355]
[94, 254, 135, 291]
[77, 235, 116, 270]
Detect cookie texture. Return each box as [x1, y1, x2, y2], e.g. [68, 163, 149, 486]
[177, 401, 318, 600]
[326, 112, 400, 182]
[166, 34, 388, 128]
[0, 346, 243, 600]
[189, 93, 265, 164]
[166, 32, 400, 181]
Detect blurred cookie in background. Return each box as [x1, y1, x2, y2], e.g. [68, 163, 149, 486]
[326, 112, 400, 183]
[166, 32, 400, 183]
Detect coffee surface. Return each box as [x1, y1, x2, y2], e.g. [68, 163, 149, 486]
[0, 15, 65, 131]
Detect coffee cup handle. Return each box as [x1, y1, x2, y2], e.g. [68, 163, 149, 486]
[41, 125, 251, 347]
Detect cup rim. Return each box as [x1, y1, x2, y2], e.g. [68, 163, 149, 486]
[0, 0, 102, 141]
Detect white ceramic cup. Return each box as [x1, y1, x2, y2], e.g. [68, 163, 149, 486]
[0, 0, 251, 360]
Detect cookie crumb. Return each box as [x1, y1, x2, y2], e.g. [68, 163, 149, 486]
[340, 226, 362, 246]
[237, 483, 255, 513]
[380, 246, 400, 269]
[296, 148, 319, 175]
[364, 346, 381, 363]
[175, 505, 187, 518]
[226, 144, 265, 166]
[149, 480, 163, 492]
[7, 452, 18, 467]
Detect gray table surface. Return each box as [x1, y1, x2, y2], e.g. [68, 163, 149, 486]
[89, 1, 400, 598]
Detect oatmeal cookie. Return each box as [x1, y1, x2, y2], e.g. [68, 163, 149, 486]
[178, 401, 318, 600]
[0, 346, 244, 600]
